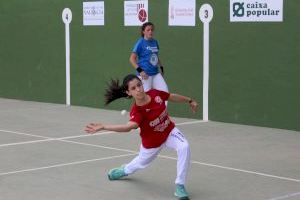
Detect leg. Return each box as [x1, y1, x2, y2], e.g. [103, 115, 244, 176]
[165, 127, 190, 185]
[165, 127, 191, 199]
[124, 145, 162, 175]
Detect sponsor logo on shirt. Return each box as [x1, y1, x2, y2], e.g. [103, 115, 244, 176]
[149, 109, 170, 132]
[146, 46, 158, 53]
[150, 54, 158, 66]
[154, 119, 171, 132]
[155, 96, 163, 104]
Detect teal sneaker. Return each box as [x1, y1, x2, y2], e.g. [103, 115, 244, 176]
[174, 184, 190, 200]
[107, 165, 127, 180]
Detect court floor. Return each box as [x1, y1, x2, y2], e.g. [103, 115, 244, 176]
[0, 98, 299, 200]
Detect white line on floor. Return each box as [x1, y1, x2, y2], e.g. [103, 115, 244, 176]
[0, 131, 113, 148]
[2, 137, 299, 183]
[0, 138, 55, 147]
[0, 153, 136, 176]
[0, 120, 204, 147]
[267, 192, 300, 200]
[1, 120, 299, 183]
[60, 139, 137, 154]
[158, 155, 300, 183]
[0, 129, 50, 139]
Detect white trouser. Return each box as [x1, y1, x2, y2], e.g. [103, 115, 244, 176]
[124, 127, 191, 185]
[140, 73, 169, 93]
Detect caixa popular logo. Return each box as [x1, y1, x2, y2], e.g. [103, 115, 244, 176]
[230, 0, 283, 22]
[232, 2, 245, 17]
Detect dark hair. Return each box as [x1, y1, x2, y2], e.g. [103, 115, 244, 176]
[141, 22, 154, 37]
[104, 74, 141, 105]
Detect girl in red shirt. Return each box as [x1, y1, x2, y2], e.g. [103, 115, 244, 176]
[85, 74, 198, 200]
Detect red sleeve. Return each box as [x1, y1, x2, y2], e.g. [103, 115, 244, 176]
[157, 90, 170, 101]
[129, 106, 143, 125]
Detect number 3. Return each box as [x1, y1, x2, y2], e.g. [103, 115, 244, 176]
[205, 10, 208, 18]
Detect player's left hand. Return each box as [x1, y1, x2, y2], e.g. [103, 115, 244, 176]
[85, 123, 104, 134]
[189, 100, 198, 113]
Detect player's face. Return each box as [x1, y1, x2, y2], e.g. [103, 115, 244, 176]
[126, 78, 145, 100]
[143, 25, 154, 39]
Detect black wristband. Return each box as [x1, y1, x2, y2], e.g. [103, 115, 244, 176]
[136, 67, 143, 73]
[188, 98, 193, 104]
[160, 66, 164, 74]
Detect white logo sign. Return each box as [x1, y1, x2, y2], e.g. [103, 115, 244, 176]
[168, 0, 196, 26]
[230, 0, 283, 22]
[83, 1, 105, 26]
[124, 0, 148, 26]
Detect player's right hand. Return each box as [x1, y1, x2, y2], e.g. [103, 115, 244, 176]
[85, 123, 104, 134]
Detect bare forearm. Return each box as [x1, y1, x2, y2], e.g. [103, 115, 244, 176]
[85, 121, 138, 134]
[130, 59, 138, 69]
[103, 124, 134, 132]
[169, 93, 192, 103]
[168, 93, 198, 113]
[129, 53, 139, 69]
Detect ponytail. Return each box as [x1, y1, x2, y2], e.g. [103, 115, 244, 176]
[104, 79, 128, 105]
[104, 74, 141, 105]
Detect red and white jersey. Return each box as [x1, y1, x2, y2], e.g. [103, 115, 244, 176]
[129, 89, 175, 149]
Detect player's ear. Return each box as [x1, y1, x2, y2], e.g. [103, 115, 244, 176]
[126, 90, 132, 97]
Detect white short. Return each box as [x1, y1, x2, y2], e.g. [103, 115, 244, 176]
[124, 127, 190, 185]
[140, 73, 168, 93]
